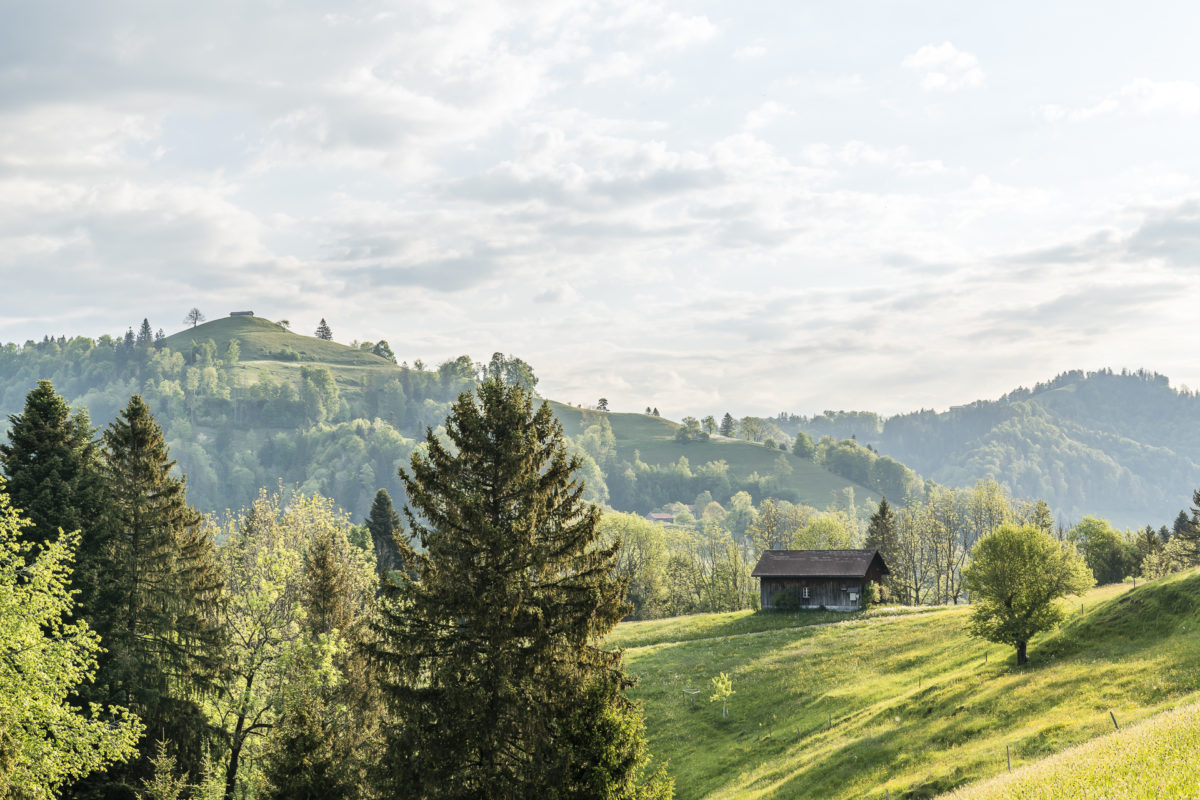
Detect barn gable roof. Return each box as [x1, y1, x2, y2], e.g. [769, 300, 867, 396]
[751, 549, 889, 579]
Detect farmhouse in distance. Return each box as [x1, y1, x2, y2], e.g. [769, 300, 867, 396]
[753, 549, 890, 611]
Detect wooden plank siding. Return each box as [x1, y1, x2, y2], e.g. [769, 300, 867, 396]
[760, 577, 863, 611]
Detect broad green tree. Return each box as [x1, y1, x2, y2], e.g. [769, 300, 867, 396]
[599, 511, 669, 619]
[373, 379, 672, 799]
[792, 431, 816, 461]
[261, 503, 380, 800]
[0, 482, 142, 798]
[1068, 516, 1136, 585]
[963, 524, 1093, 665]
[747, 499, 810, 552]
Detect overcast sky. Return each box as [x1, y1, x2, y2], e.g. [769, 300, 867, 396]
[6, 1, 1200, 418]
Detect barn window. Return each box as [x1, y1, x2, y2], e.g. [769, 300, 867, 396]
[802, 587, 810, 599]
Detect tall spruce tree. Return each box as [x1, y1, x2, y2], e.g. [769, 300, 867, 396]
[719, 412, 736, 437]
[364, 488, 402, 582]
[865, 497, 898, 601]
[0, 380, 105, 553]
[136, 319, 153, 348]
[373, 379, 672, 799]
[315, 319, 333, 340]
[70, 396, 225, 799]
[1174, 490, 1200, 566]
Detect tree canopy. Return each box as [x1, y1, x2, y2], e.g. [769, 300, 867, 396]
[963, 524, 1093, 665]
[373, 378, 672, 799]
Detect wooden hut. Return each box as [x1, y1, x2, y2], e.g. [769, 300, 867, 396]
[752, 549, 889, 611]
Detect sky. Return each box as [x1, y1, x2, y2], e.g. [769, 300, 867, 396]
[6, 1, 1200, 419]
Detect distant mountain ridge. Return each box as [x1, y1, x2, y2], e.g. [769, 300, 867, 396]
[786, 369, 1200, 527]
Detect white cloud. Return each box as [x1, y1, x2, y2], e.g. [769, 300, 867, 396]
[733, 42, 767, 60]
[902, 42, 984, 92]
[743, 101, 790, 131]
[1040, 79, 1200, 123]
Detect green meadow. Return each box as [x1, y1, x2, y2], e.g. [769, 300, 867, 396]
[614, 570, 1200, 799]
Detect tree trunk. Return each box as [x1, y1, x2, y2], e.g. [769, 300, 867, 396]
[225, 730, 242, 800]
[1016, 640, 1027, 666]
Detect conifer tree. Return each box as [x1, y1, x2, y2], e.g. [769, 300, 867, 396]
[373, 379, 672, 799]
[71, 396, 225, 798]
[865, 498, 897, 601]
[0, 380, 105, 553]
[719, 412, 736, 437]
[1173, 490, 1200, 566]
[364, 488, 402, 581]
[136, 319, 153, 348]
[315, 319, 333, 340]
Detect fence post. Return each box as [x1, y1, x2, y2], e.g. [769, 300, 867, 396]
[1006, 744, 1011, 772]
[1110, 711, 1120, 730]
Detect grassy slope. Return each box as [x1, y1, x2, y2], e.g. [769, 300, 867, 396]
[550, 402, 877, 510]
[162, 315, 393, 367]
[613, 571, 1200, 799]
[937, 700, 1200, 800]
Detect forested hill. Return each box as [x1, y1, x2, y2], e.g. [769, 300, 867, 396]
[781, 369, 1200, 528]
[0, 315, 874, 520]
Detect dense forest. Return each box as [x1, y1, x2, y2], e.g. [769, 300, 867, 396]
[0, 376, 671, 799]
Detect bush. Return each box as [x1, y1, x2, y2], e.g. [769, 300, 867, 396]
[864, 578, 883, 604]
[772, 587, 805, 611]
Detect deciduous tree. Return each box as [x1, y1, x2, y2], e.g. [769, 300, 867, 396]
[184, 308, 205, 328]
[0, 482, 142, 798]
[963, 524, 1093, 666]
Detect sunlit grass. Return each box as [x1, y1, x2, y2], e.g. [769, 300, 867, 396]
[613, 571, 1200, 799]
[937, 701, 1200, 799]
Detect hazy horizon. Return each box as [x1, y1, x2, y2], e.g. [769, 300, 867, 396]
[7, 1, 1200, 419]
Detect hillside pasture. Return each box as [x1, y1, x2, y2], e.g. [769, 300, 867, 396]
[938, 700, 1200, 799]
[616, 573, 1200, 799]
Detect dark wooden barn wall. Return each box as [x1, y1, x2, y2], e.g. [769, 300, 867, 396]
[760, 577, 864, 609]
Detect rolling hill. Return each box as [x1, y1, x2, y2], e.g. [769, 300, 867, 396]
[609, 568, 1200, 799]
[551, 402, 877, 512]
[0, 316, 876, 520]
[785, 369, 1200, 528]
[162, 315, 394, 367]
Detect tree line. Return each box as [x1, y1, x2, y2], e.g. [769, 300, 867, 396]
[0, 379, 670, 799]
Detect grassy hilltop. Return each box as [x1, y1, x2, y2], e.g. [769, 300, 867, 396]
[6, 314, 875, 517]
[610, 569, 1200, 799]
